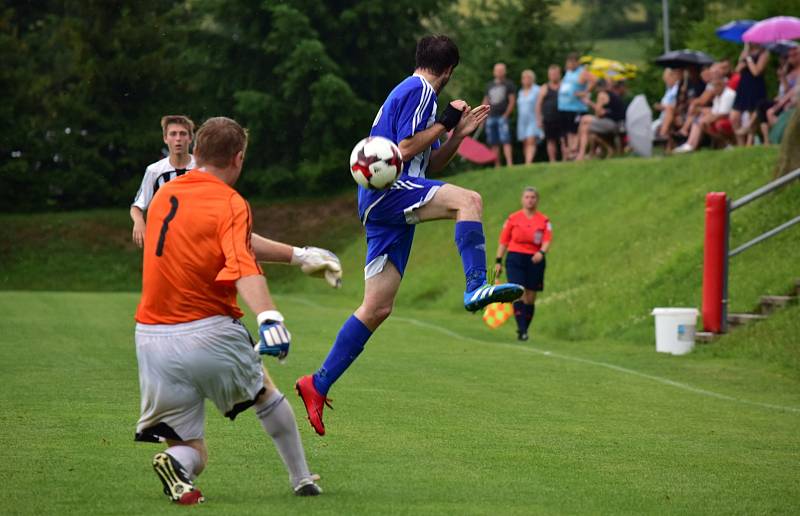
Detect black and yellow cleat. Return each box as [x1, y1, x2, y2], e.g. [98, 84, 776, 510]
[152, 452, 205, 505]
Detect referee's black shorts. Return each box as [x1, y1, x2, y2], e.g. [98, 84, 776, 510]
[505, 251, 546, 291]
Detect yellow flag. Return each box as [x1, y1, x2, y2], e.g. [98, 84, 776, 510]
[482, 302, 513, 329]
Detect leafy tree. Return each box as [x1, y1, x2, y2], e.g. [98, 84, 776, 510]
[432, 0, 579, 105]
[1, 1, 194, 211]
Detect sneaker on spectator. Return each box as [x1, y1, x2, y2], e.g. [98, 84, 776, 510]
[673, 143, 694, 154]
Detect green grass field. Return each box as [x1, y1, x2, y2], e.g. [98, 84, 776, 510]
[1, 146, 799, 513]
[1, 291, 798, 514]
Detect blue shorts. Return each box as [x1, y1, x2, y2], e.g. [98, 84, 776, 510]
[505, 252, 546, 291]
[360, 176, 444, 279]
[486, 116, 512, 145]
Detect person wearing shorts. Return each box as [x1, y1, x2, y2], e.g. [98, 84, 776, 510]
[134, 117, 323, 505]
[482, 62, 516, 167]
[536, 64, 564, 162]
[494, 187, 552, 341]
[557, 53, 596, 159]
[295, 35, 523, 438]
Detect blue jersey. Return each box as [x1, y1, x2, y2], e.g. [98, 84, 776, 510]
[358, 75, 441, 222]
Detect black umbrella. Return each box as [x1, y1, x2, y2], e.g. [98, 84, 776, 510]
[766, 39, 798, 56]
[654, 49, 715, 68]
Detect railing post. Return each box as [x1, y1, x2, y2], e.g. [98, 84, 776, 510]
[702, 192, 729, 333]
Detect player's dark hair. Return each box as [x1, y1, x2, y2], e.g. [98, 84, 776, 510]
[415, 35, 459, 75]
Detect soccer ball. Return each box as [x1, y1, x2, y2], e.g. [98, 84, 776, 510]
[349, 136, 403, 190]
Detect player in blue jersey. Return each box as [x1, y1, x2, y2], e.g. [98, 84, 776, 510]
[296, 35, 523, 436]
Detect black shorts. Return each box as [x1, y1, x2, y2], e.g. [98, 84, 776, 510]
[505, 251, 546, 291]
[558, 110, 581, 135]
[543, 117, 562, 141]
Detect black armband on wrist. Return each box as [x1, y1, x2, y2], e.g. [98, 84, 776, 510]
[495, 257, 503, 264]
[437, 104, 463, 131]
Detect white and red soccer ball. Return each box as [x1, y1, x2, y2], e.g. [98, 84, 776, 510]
[349, 136, 403, 190]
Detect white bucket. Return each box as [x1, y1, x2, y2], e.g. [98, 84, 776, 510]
[651, 308, 699, 355]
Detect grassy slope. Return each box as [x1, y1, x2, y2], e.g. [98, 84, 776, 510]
[1, 147, 797, 365]
[0, 291, 798, 515]
[315, 147, 798, 371]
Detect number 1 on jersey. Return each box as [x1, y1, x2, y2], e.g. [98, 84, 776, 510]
[156, 196, 179, 257]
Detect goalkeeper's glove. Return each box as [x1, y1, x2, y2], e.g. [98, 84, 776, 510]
[255, 310, 290, 360]
[291, 246, 342, 288]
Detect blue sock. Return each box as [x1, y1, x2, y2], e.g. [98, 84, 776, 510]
[455, 221, 487, 292]
[513, 301, 527, 334]
[312, 315, 372, 395]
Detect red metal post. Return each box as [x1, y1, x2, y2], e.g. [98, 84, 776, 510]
[702, 192, 728, 333]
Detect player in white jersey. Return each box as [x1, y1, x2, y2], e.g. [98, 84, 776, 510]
[131, 115, 196, 248]
[130, 114, 344, 288]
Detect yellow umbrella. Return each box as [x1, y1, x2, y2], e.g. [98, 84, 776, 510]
[580, 56, 638, 80]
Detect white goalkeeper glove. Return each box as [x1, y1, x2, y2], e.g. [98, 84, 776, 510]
[291, 246, 342, 288]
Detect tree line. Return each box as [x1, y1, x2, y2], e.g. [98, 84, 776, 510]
[2, 0, 795, 211]
[2, 0, 577, 211]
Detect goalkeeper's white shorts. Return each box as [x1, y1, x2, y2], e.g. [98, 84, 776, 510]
[134, 315, 265, 443]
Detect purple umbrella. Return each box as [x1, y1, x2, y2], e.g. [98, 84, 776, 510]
[743, 16, 800, 43]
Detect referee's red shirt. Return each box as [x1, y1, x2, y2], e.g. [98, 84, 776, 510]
[499, 210, 552, 255]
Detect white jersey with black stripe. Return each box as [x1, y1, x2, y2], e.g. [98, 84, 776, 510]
[131, 155, 196, 210]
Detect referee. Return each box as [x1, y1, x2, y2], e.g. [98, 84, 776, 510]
[494, 187, 552, 341]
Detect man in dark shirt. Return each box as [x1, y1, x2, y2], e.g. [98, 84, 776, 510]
[482, 62, 516, 167]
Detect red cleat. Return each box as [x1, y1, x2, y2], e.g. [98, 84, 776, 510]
[295, 375, 332, 436]
[177, 490, 205, 505]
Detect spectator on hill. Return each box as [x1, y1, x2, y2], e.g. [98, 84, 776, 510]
[732, 43, 770, 145]
[130, 115, 196, 248]
[653, 68, 680, 139]
[536, 64, 564, 162]
[755, 47, 799, 144]
[667, 66, 706, 149]
[558, 52, 596, 159]
[575, 79, 626, 160]
[517, 69, 543, 165]
[482, 62, 516, 167]
[494, 187, 552, 342]
[676, 63, 727, 139]
[674, 69, 736, 153]
[718, 58, 740, 91]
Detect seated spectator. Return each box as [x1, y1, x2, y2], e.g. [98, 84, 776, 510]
[653, 68, 680, 139]
[575, 79, 626, 160]
[718, 58, 740, 91]
[667, 65, 706, 150]
[674, 69, 736, 153]
[676, 64, 718, 138]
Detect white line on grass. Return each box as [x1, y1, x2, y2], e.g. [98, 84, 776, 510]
[285, 296, 800, 415]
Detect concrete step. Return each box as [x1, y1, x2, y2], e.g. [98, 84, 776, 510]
[759, 295, 797, 314]
[727, 312, 768, 326]
[695, 331, 718, 343]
